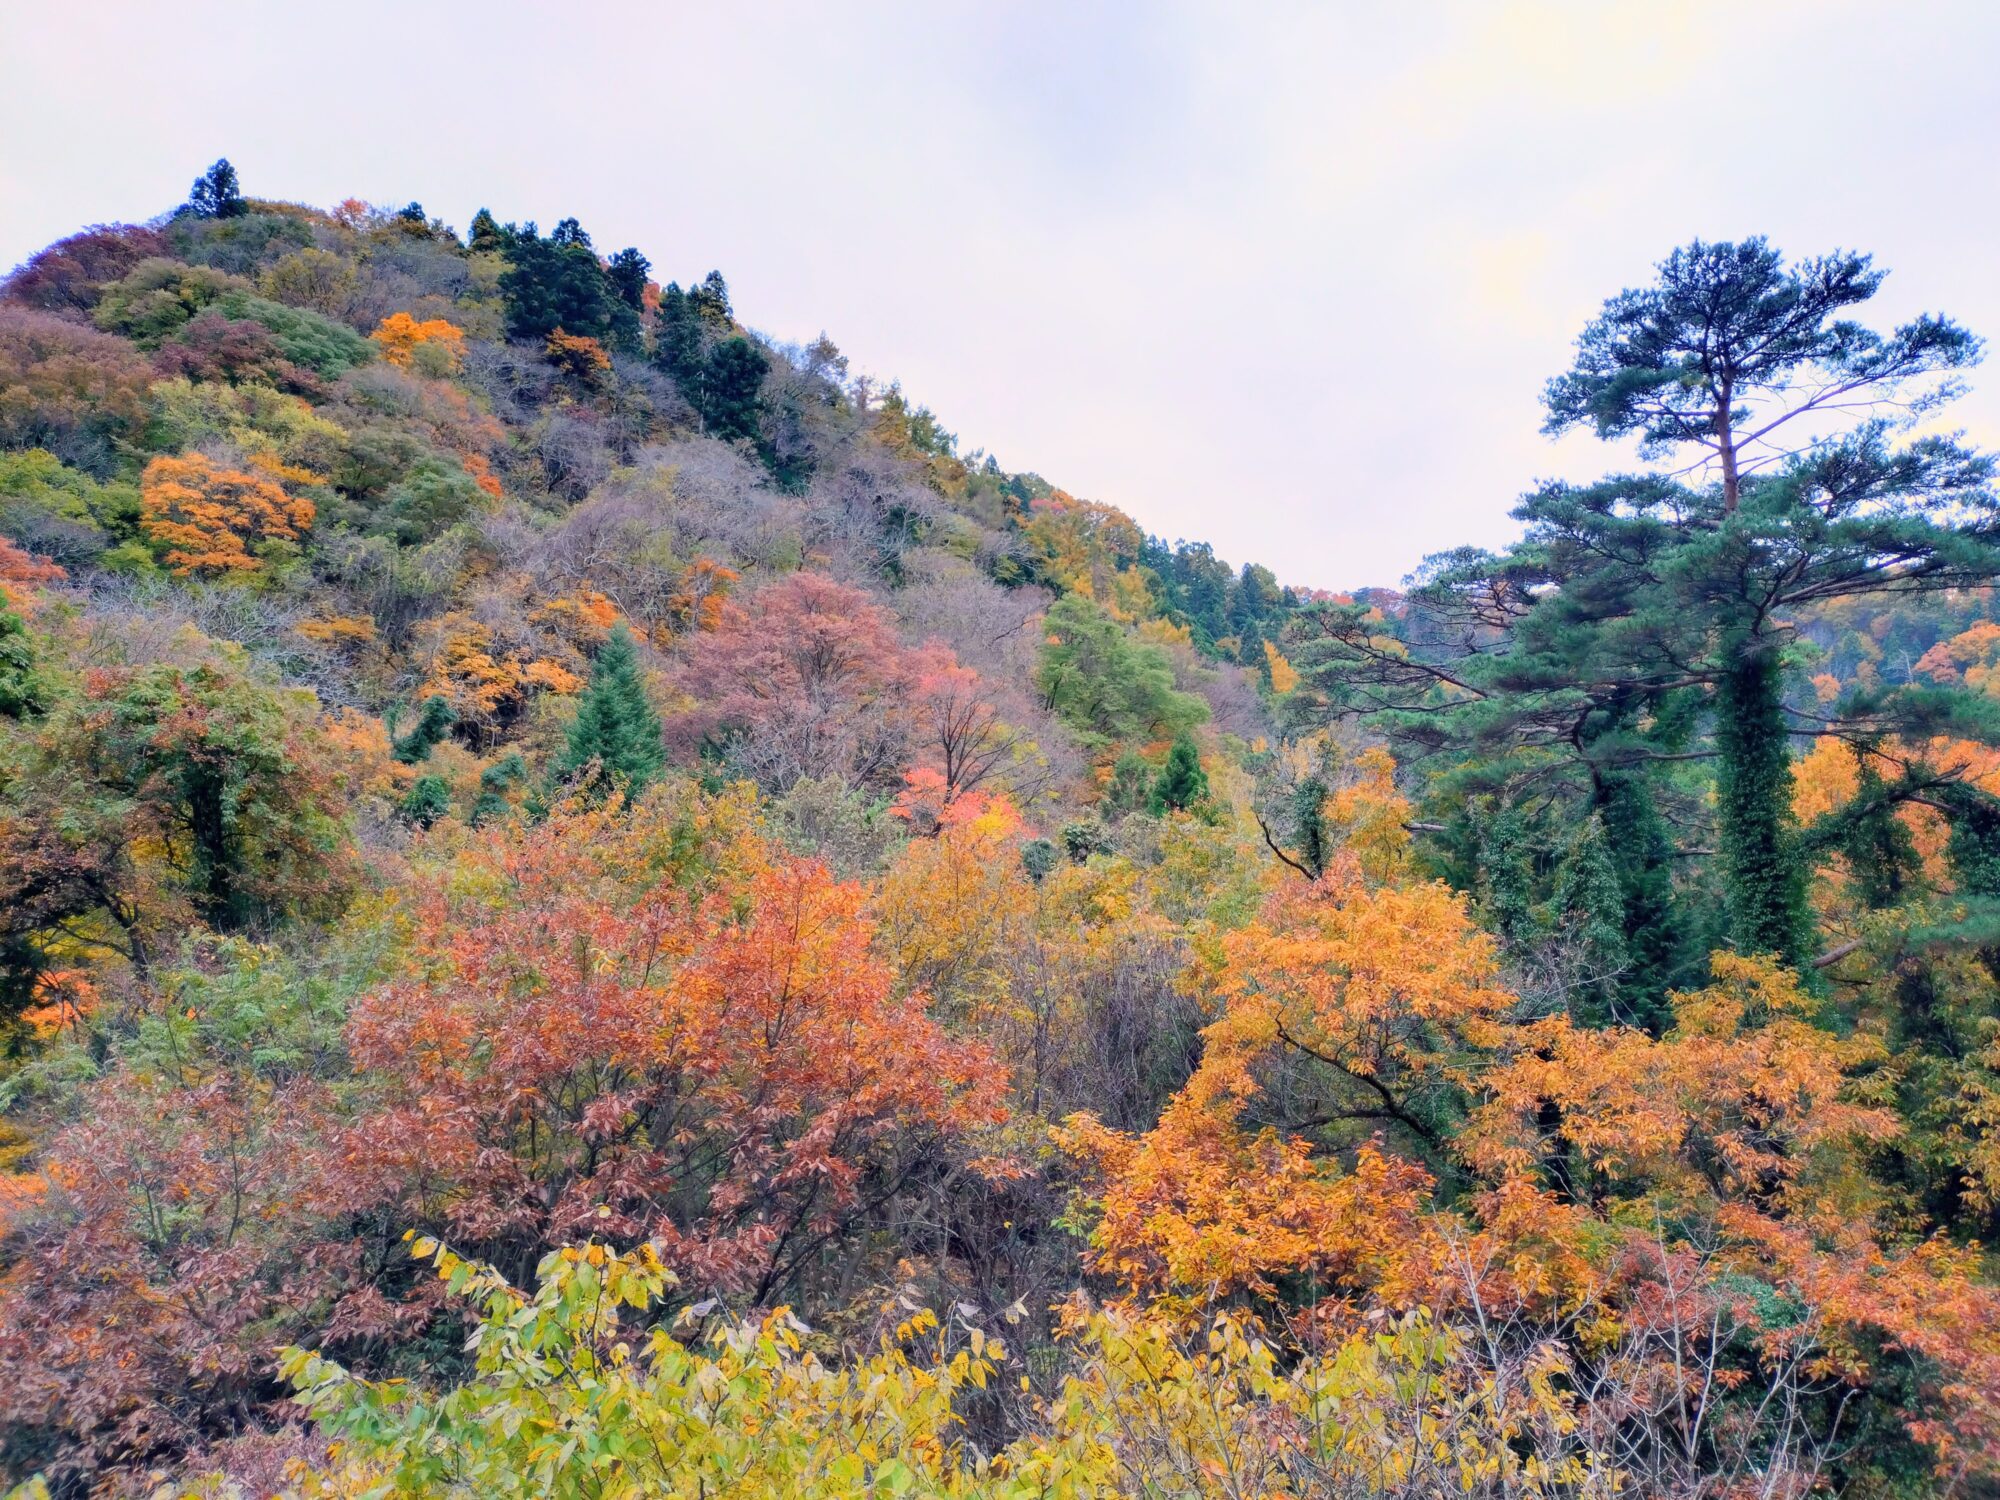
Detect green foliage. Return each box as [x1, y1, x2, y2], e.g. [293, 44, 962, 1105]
[471, 752, 527, 826]
[0, 606, 47, 718]
[373, 455, 486, 545]
[86, 659, 349, 930]
[185, 158, 246, 220]
[399, 774, 452, 829]
[499, 220, 637, 350]
[1148, 731, 1208, 814]
[550, 625, 664, 798]
[1547, 813, 1629, 1025]
[700, 336, 768, 443]
[1019, 837, 1059, 882]
[0, 449, 142, 566]
[1713, 650, 1809, 966]
[1035, 596, 1207, 750]
[94, 258, 372, 374]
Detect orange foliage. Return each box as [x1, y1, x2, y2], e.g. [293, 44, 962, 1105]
[139, 452, 315, 574]
[459, 451, 503, 498]
[297, 614, 378, 649]
[369, 312, 467, 371]
[544, 328, 611, 385]
[666, 556, 739, 633]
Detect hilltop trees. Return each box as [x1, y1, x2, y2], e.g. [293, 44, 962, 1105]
[185, 158, 246, 220]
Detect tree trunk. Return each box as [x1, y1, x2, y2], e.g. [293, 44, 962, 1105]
[1716, 379, 1740, 514]
[1713, 644, 1807, 967]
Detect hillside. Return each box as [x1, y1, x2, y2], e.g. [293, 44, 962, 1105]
[3, 163, 2000, 1497]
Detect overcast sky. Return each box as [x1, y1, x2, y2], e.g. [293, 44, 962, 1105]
[4, 1, 1996, 589]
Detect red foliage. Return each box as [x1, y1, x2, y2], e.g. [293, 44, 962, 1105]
[152, 311, 324, 395]
[665, 572, 925, 787]
[343, 813, 1008, 1299]
[2, 224, 167, 314]
[0, 305, 156, 468]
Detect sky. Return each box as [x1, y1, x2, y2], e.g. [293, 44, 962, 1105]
[4, 0, 1997, 590]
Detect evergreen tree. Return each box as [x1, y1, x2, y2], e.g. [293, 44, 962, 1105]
[391, 695, 455, 764]
[550, 625, 664, 798]
[606, 248, 651, 311]
[1547, 814, 1631, 1027]
[1291, 239, 1996, 971]
[467, 208, 506, 254]
[186, 158, 246, 220]
[470, 752, 527, 826]
[399, 775, 452, 828]
[700, 337, 768, 443]
[688, 270, 733, 326]
[1150, 732, 1209, 814]
[652, 282, 707, 392]
[499, 222, 621, 345]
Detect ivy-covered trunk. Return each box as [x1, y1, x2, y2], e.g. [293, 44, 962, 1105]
[1713, 643, 1808, 968]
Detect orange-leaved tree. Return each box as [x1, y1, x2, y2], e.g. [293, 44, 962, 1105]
[139, 452, 316, 574]
[369, 312, 467, 372]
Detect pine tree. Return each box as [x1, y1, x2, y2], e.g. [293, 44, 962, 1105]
[550, 625, 664, 798]
[1291, 238, 1997, 972]
[1150, 732, 1209, 814]
[606, 248, 650, 311]
[652, 282, 706, 391]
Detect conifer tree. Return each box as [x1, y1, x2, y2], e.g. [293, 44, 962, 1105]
[550, 625, 664, 798]
[1548, 814, 1631, 1027]
[186, 158, 246, 219]
[606, 248, 650, 311]
[466, 208, 506, 254]
[391, 695, 454, 764]
[700, 337, 768, 443]
[1291, 238, 1996, 971]
[1150, 731, 1209, 814]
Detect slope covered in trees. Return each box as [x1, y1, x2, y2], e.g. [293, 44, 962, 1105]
[1, 164, 1998, 1497]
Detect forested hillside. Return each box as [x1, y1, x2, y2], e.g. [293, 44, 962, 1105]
[2, 163, 1999, 1498]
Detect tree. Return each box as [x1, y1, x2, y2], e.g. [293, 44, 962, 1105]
[466, 207, 505, 254]
[498, 221, 634, 349]
[0, 600, 49, 718]
[1293, 240, 1997, 970]
[138, 452, 315, 574]
[549, 624, 664, 797]
[186, 158, 246, 219]
[700, 336, 767, 442]
[651, 280, 705, 387]
[1149, 731, 1208, 814]
[390, 694, 455, 764]
[605, 247, 650, 310]
[665, 573, 924, 790]
[1035, 595, 1208, 750]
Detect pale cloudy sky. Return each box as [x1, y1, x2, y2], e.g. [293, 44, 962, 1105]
[3, 1, 1996, 589]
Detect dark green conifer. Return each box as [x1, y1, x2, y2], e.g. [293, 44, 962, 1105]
[1150, 732, 1209, 814]
[550, 625, 664, 798]
[187, 158, 246, 219]
[391, 696, 455, 764]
